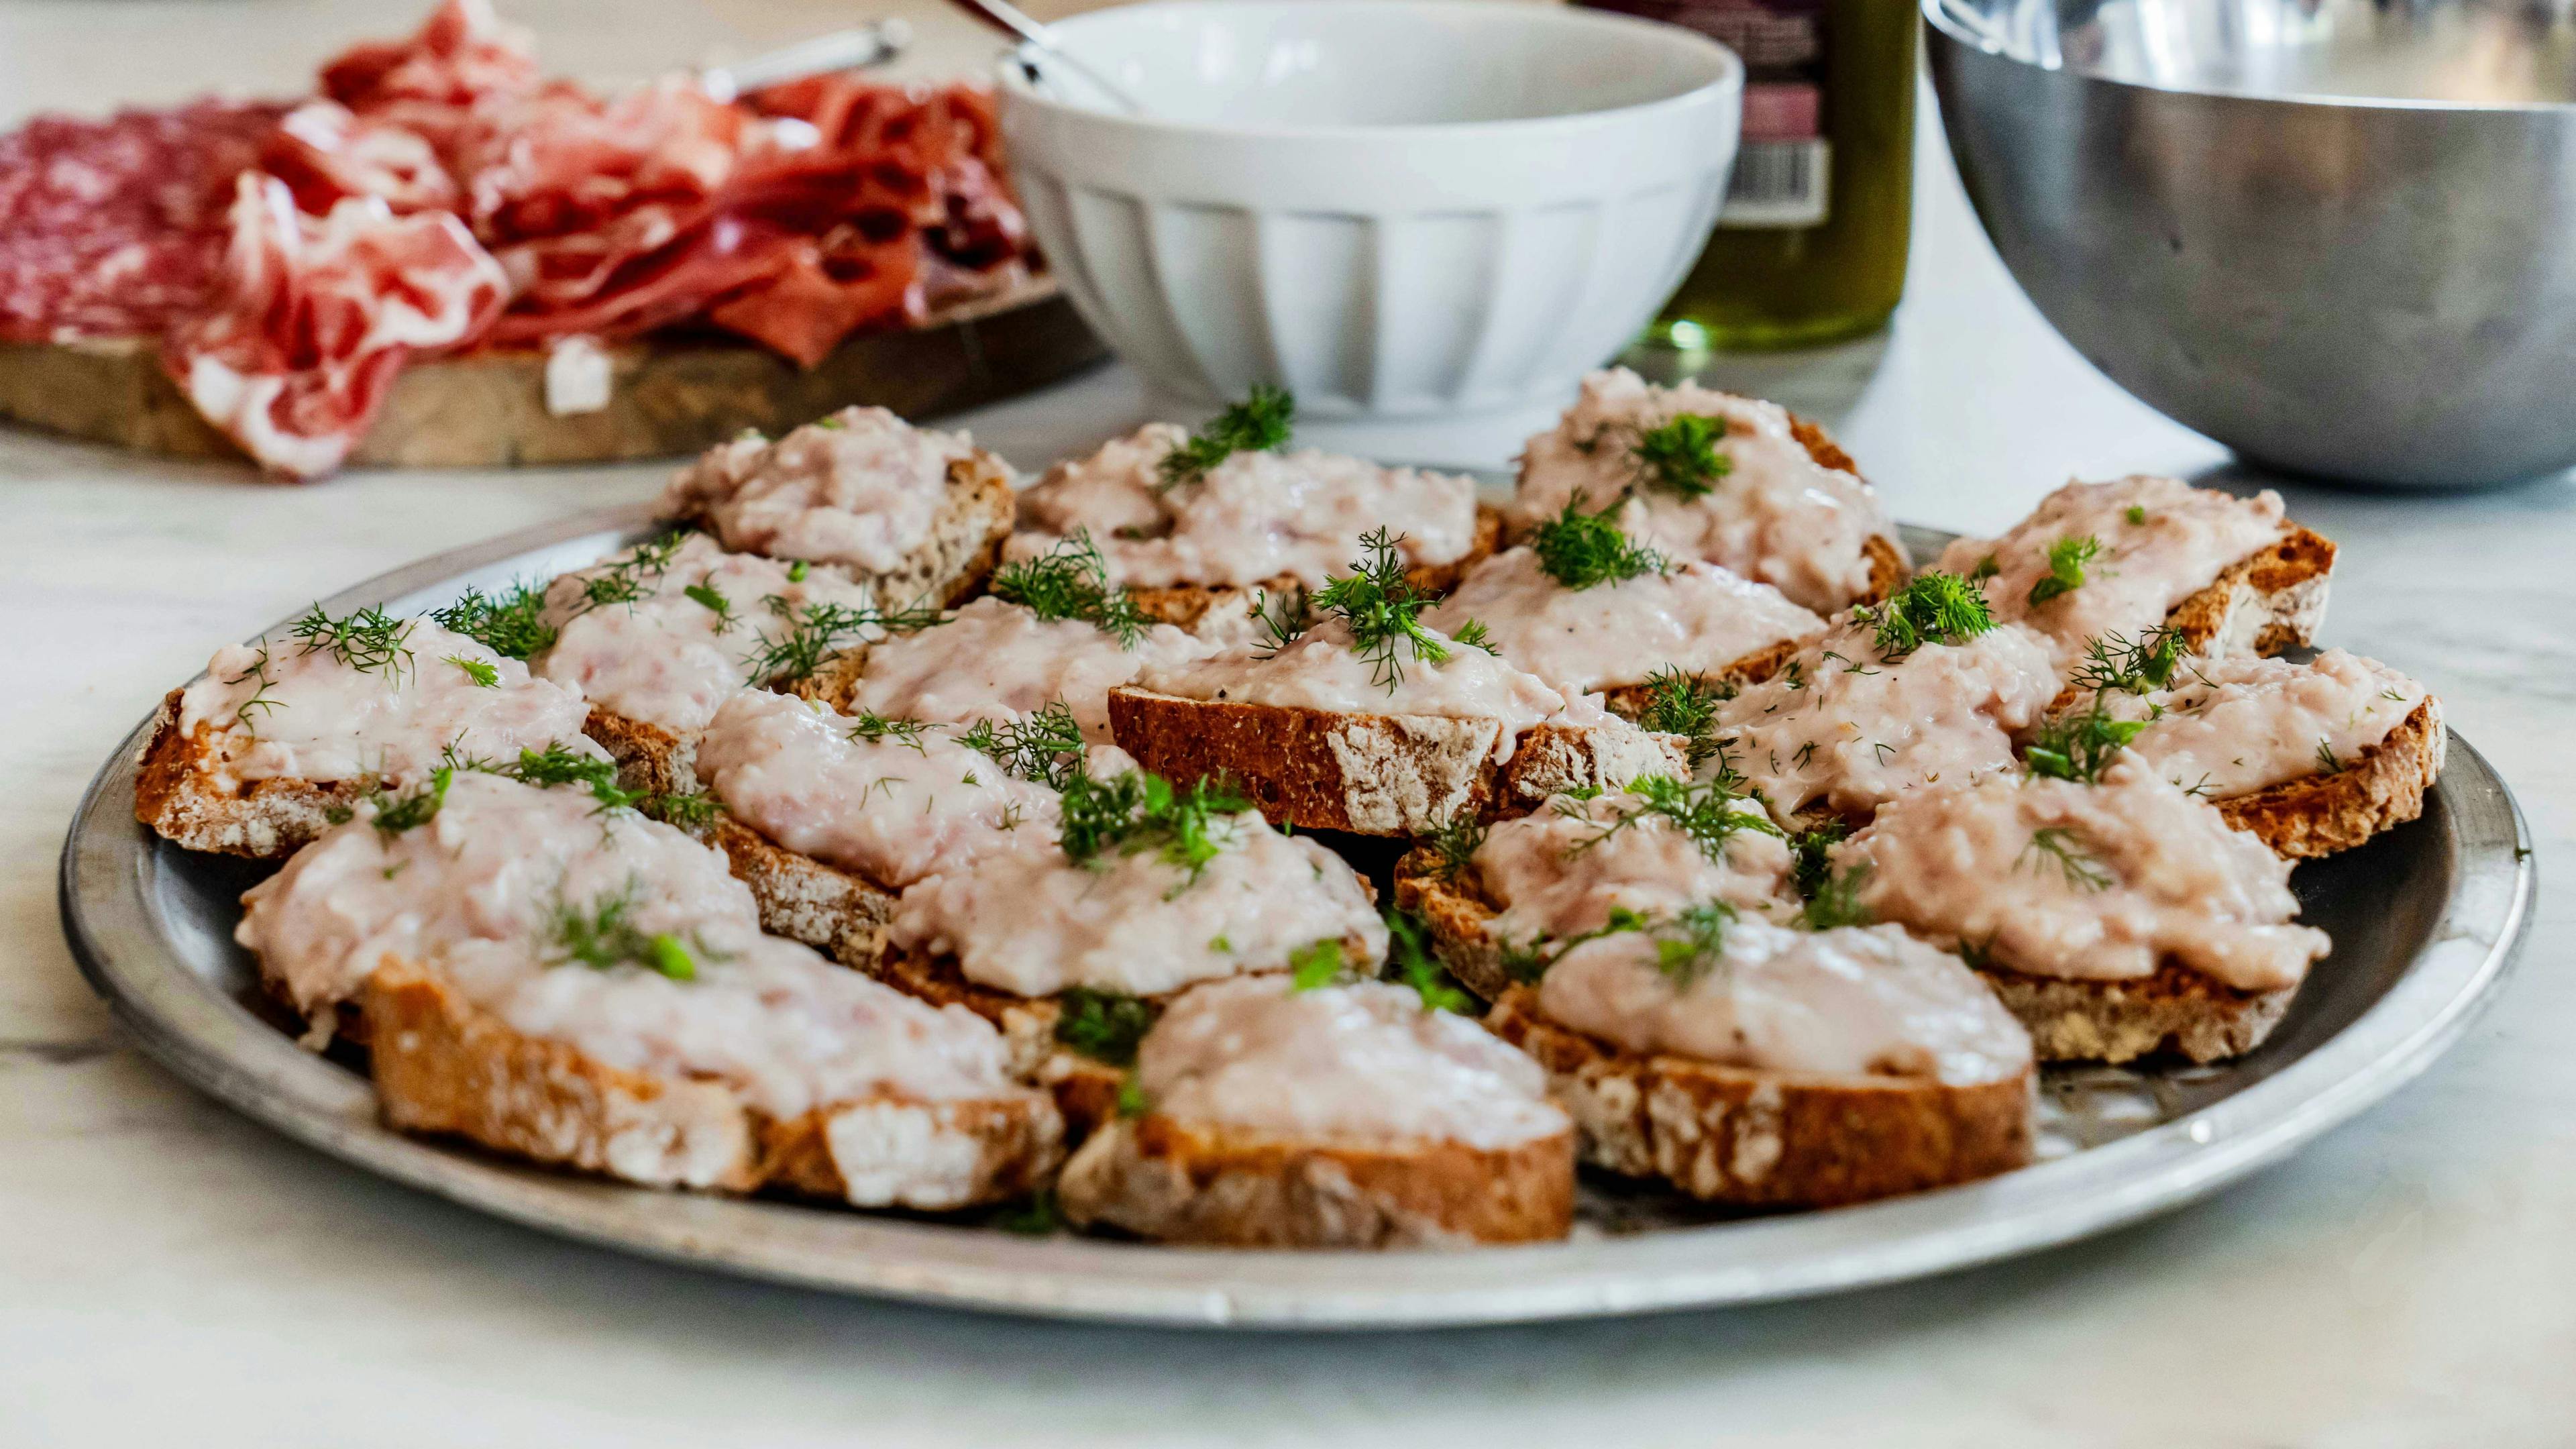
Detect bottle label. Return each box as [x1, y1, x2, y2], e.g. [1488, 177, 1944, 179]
[1587, 0, 1831, 229]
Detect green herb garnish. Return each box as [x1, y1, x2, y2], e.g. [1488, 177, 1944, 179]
[328, 767, 455, 837]
[740, 594, 940, 686]
[445, 655, 499, 688]
[647, 788, 721, 830]
[1424, 811, 1488, 885]
[2021, 826, 2112, 892]
[1246, 586, 1310, 657]
[432, 581, 555, 660]
[461, 741, 643, 812]
[228, 646, 281, 727]
[988, 530, 1147, 646]
[1632, 665, 1733, 775]
[574, 531, 688, 615]
[846, 710, 928, 752]
[1788, 820, 1851, 901]
[1799, 861, 1874, 930]
[2026, 534, 2103, 608]
[1562, 774, 1780, 866]
[1156, 384, 1295, 490]
[1288, 938, 1346, 991]
[1384, 908, 1470, 1012]
[2125, 504, 2149, 525]
[1849, 570, 1996, 661]
[1630, 414, 1731, 499]
[1116, 1076, 1150, 1119]
[1053, 987, 1155, 1065]
[994, 1189, 1061, 1236]
[1528, 492, 1666, 589]
[289, 602, 415, 678]
[1310, 527, 1450, 692]
[1057, 768, 1250, 890]
[958, 702, 1087, 788]
[683, 577, 737, 630]
[548, 880, 696, 980]
[2025, 699, 2147, 785]
[2315, 740, 2345, 775]
[2068, 625, 2184, 696]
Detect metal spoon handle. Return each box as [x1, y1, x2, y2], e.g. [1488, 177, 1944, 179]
[938, 0, 1148, 114]
[699, 19, 914, 103]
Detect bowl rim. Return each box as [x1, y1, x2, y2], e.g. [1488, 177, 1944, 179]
[1923, 0, 2576, 115]
[994, 0, 1746, 142]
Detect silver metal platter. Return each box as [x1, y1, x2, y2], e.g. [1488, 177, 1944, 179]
[58, 505, 2536, 1328]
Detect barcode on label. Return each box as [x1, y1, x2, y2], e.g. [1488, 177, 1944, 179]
[1719, 140, 1831, 229]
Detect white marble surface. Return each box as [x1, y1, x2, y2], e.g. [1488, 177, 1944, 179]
[2, 2, 2568, 1444]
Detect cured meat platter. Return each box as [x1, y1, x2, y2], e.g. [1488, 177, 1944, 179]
[57, 503, 2536, 1327]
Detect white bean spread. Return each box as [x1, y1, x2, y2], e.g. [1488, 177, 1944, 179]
[1511, 368, 1901, 615]
[1843, 762, 2330, 993]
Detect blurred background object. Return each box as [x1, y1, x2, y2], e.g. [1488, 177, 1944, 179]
[1929, 0, 2576, 488]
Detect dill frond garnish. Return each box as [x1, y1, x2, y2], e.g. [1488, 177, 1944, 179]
[1288, 938, 1346, 991]
[574, 531, 688, 615]
[1563, 775, 1781, 865]
[1631, 414, 1731, 499]
[2021, 826, 2113, 892]
[1156, 384, 1295, 491]
[1849, 571, 1996, 660]
[432, 582, 555, 660]
[228, 646, 281, 727]
[1056, 768, 1250, 889]
[2025, 698, 2147, 784]
[1633, 665, 1733, 775]
[739, 594, 939, 686]
[1646, 902, 1735, 985]
[1451, 618, 1497, 654]
[329, 767, 455, 838]
[1528, 492, 1666, 589]
[988, 529, 1148, 646]
[2026, 534, 2103, 608]
[290, 603, 415, 679]
[2125, 504, 2149, 525]
[445, 655, 499, 688]
[1788, 820, 1851, 901]
[959, 702, 1088, 788]
[682, 576, 737, 631]
[1385, 908, 1471, 1012]
[1424, 811, 1488, 883]
[1970, 553, 2000, 583]
[1799, 861, 1874, 930]
[1116, 1076, 1150, 1118]
[647, 788, 722, 830]
[1247, 586, 1310, 657]
[2068, 625, 2184, 696]
[1310, 527, 1450, 691]
[2315, 740, 2345, 775]
[547, 879, 696, 981]
[994, 1189, 1062, 1236]
[845, 710, 928, 752]
[1053, 987, 1155, 1065]
[464, 742, 643, 812]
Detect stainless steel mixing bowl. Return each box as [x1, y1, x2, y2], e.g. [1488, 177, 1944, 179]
[1926, 0, 2576, 488]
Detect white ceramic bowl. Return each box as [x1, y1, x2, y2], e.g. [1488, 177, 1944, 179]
[995, 0, 1742, 419]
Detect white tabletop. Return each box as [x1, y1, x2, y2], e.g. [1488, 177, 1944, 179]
[3, 3, 2567, 1444]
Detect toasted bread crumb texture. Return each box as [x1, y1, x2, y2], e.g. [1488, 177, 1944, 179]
[1978, 961, 2295, 1065]
[2217, 696, 2445, 860]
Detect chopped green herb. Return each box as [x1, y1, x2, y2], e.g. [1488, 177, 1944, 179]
[682, 577, 737, 630]
[958, 702, 1087, 788]
[1799, 861, 1874, 930]
[1451, 617, 1497, 654]
[814, 413, 849, 430]
[1156, 384, 1295, 490]
[1527, 492, 1665, 589]
[740, 594, 939, 686]
[647, 788, 721, 830]
[1385, 908, 1470, 1013]
[846, 710, 929, 752]
[994, 1189, 1062, 1236]
[1056, 768, 1250, 890]
[1788, 820, 1851, 901]
[460, 741, 642, 812]
[1632, 665, 1733, 775]
[2025, 699, 2147, 784]
[1116, 1076, 1151, 1119]
[574, 531, 688, 615]
[786, 559, 808, 583]
[1646, 902, 1735, 986]
[228, 646, 281, 727]
[2125, 504, 2149, 525]
[1849, 571, 1996, 661]
[1562, 774, 1780, 866]
[445, 654, 500, 688]
[1630, 413, 1731, 500]
[2069, 625, 2185, 697]
[548, 881, 696, 980]
[2027, 534, 2104, 608]
[1309, 527, 1450, 692]
[989, 529, 1148, 646]
[1970, 553, 2000, 583]
[1053, 987, 1154, 1065]
[2021, 826, 2112, 892]
[432, 582, 555, 660]
[289, 603, 415, 678]
[2315, 740, 2345, 775]
[1246, 586, 1310, 657]
[1424, 812, 1489, 885]
[1288, 938, 1346, 991]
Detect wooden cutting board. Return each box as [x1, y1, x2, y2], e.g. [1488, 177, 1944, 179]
[0, 271, 1104, 470]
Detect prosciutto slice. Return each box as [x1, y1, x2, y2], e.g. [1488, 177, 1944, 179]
[166, 173, 506, 478]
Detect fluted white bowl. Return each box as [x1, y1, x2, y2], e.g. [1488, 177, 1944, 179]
[995, 0, 1742, 419]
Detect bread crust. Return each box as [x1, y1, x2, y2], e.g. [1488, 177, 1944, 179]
[1391, 849, 1522, 1004]
[2165, 523, 2337, 659]
[1057, 1111, 1576, 1247]
[1976, 960, 2296, 1066]
[1106, 687, 1686, 837]
[132, 690, 368, 859]
[2215, 695, 2445, 859]
[364, 958, 1061, 1208]
[666, 450, 1014, 612]
[1483, 988, 2031, 1208]
[1118, 504, 1505, 638]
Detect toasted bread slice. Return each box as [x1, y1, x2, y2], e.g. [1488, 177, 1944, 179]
[1976, 960, 2294, 1066]
[1106, 688, 1686, 837]
[1593, 636, 1807, 718]
[1789, 411, 1911, 607]
[2165, 523, 2337, 659]
[1057, 1111, 1576, 1248]
[132, 688, 368, 859]
[363, 959, 1062, 1208]
[662, 449, 1017, 612]
[2216, 695, 2445, 859]
[861, 945, 1138, 1136]
[1391, 849, 1523, 1003]
[1112, 504, 1504, 639]
[1481, 987, 2031, 1208]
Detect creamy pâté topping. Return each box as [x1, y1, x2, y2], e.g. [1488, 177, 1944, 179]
[1474, 786, 1796, 942]
[1421, 547, 1824, 695]
[660, 407, 984, 574]
[847, 596, 1216, 745]
[2100, 647, 2422, 799]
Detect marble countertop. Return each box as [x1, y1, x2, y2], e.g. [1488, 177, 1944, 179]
[3, 2, 2567, 1444]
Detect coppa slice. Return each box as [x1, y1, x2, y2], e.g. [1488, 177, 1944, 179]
[1056, 976, 1575, 1248]
[1008, 401, 1498, 643]
[1838, 761, 2332, 1063]
[657, 406, 1016, 609]
[1718, 578, 2060, 829]
[690, 689, 1060, 967]
[1509, 368, 1908, 615]
[1395, 779, 1797, 1001]
[136, 607, 596, 859]
[881, 768, 1388, 1130]
[1480, 914, 2033, 1208]
[2071, 642, 2445, 859]
[1935, 475, 2335, 672]
[1418, 543, 1825, 709]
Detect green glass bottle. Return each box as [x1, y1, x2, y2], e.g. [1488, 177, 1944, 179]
[1586, 0, 1918, 353]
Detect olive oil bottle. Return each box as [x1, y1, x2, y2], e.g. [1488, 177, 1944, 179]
[1585, 0, 1918, 352]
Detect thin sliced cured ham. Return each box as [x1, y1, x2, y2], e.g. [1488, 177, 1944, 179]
[166, 173, 506, 478]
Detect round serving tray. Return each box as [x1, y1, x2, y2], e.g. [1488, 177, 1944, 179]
[58, 506, 2536, 1328]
